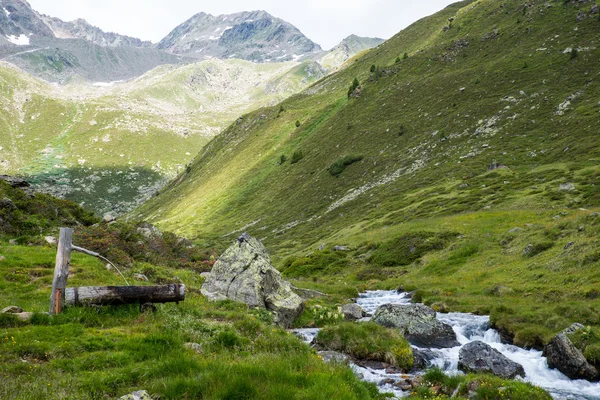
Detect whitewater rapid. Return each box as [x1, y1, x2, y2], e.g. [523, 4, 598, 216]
[295, 290, 600, 399]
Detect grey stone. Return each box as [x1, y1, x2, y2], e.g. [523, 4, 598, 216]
[44, 236, 57, 245]
[412, 347, 435, 370]
[341, 303, 366, 321]
[372, 303, 459, 348]
[458, 341, 525, 379]
[544, 328, 599, 381]
[559, 182, 576, 192]
[592, 4, 599, 14]
[184, 342, 202, 353]
[15, 312, 34, 322]
[318, 351, 349, 364]
[201, 233, 304, 328]
[291, 286, 327, 300]
[118, 390, 152, 400]
[103, 213, 117, 223]
[134, 273, 149, 282]
[1, 306, 24, 314]
[333, 245, 349, 252]
[577, 10, 587, 21]
[0, 198, 16, 210]
[0, 175, 30, 188]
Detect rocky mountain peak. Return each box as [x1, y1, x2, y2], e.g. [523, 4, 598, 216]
[157, 10, 322, 62]
[0, 0, 53, 40]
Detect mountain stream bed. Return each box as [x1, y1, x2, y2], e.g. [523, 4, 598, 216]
[292, 291, 600, 399]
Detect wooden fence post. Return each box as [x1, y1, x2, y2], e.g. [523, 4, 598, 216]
[49, 228, 73, 315]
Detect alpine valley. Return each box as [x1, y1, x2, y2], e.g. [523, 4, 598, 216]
[1, 1, 600, 399]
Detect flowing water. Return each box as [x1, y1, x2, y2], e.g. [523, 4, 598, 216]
[294, 290, 600, 399]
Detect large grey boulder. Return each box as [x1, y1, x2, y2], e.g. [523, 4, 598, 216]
[458, 341, 525, 379]
[372, 303, 459, 348]
[544, 324, 599, 381]
[201, 233, 304, 328]
[341, 303, 366, 321]
[1, 306, 23, 314]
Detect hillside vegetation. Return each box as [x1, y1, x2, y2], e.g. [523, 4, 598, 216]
[0, 59, 324, 215]
[137, 0, 600, 350]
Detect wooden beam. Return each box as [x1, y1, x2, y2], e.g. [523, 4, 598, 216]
[49, 228, 73, 315]
[65, 285, 185, 306]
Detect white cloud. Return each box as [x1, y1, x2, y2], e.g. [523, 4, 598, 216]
[28, 0, 456, 49]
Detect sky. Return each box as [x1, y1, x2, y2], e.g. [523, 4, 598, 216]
[27, 0, 457, 50]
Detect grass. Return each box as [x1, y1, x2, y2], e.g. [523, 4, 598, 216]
[407, 368, 551, 400]
[0, 243, 385, 400]
[315, 322, 413, 370]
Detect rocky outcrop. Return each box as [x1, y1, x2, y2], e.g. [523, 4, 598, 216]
[201, 233, 304, 328]
[341, 303, 366, 321]
[543, 324, 599, 381]
[372, 304, 459, 348]
[458, 341, 525, 379]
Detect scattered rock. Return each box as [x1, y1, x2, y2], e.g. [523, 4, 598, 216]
[318, 351, 349, 364]
[544, 324, 599, 381]
[1, 306, 24, 314]
[103, 213, 117, 223]
[105, 263, 112, 271]
[136, 222, 162, 238]
[341, 303, 366, 321]
[15, 312, 34, 322]
[291, 286, 327, 300]
[488, 161, 508, 171]
[0, 197, 16, 210]
[44, 236, 57, 245]
[134, 273, 149, 282]
[9, 239, 17, 245]
[0, 175, 30, 188]
[372, 303, 459, 348]
[0, 255, 5, 262]
[508, 227, 523, 233]
[333, 245, 349, 252]
[577, 10, 587, 21]
[559, 183, 576, 192]
[412, 348, 435, 370]
[201, 233, 304, 328]
[592, 4, 599, 14]
[564, 242, 575, 250]
[184, 342, 202, 353]
[118, 391, 152, 400]
[458, 341, 525, 379]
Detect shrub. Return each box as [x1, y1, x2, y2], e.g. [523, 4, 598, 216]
[395, 56, 401, 63]
[570, 48, 579, 60]
[403, 52, 409, 60]
[328, 155, 364, 176]
[348, 77, 360, 97]
[295, 120, 301, 128]
[290, 150, 305, 164]
[370, 64, 376, 73]
[279, 155, 287, 165]
[315, 322, 413, 370]
[281, 250, 349, 278]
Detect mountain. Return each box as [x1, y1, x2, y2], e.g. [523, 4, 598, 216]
[137, 0, 600, 349]
[0, 58, 325, 214]
[39, 16, 152, 48]
[0, 0, 53, 40]
[320, 35, 385, 70]
[157, 10, 323, 62]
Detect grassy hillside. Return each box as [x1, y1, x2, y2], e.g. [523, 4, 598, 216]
[137, 0, 600, 348]
[0, 59, 324, 215]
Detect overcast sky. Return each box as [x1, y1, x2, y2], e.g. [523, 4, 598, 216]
[27, 0, 457, 50]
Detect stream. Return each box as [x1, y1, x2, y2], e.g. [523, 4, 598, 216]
[293, 290, 600, 399]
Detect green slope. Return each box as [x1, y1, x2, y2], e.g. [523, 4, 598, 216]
[0, 59, 325, 215]
[137, 0, 600, 348]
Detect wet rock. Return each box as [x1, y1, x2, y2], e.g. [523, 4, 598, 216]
[372, 303, 459, 348]
[379, 378, 395, 386]
[118, 391, 152, 400]
[544, 325, 599, 381]
[318, 351, 349, 364]
[1, 306, 23, 314]
[458, 341, 525, 379]
[412, 347, 436, 370]
[201, 233, 304, 328]
[341, 303, 366, 321]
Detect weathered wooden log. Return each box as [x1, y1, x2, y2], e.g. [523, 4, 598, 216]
[49, 228, 74, 315]
[65, 285, 185, 306]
